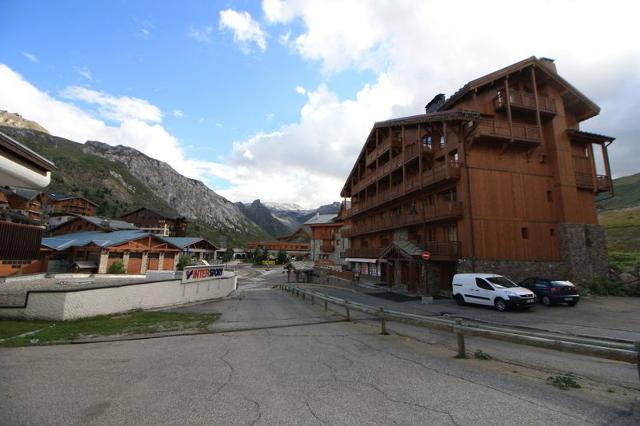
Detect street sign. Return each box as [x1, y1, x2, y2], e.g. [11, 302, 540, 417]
[421, 251, 431, 261]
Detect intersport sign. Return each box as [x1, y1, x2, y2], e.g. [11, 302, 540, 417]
[182, 265, 225, 283]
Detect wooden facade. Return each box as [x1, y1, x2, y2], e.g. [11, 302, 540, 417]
[43, 193, 98, 216]
[341, 57, 613, 294]
[120, 207, 189, 237]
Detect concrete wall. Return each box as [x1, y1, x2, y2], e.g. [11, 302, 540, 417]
[0, 273, 237, 321]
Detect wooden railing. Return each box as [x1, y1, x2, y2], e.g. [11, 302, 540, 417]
[423, 240, 461, 260]
[476, 119, 541, 144]
[344, 202, 464, 237]
[0, 221, 43, 260]
[494, 89, 557, 114]
[423, 161, 461, 188]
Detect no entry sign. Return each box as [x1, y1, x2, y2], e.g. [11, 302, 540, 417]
[421, 251, 431, 261]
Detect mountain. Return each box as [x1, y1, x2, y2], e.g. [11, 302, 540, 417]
[598, 173, 640, 211]
[0, 126, 268, 247]
[236, 199, 290, 238]
[263, 201, 341, 232]
[0, 111, 49, 134]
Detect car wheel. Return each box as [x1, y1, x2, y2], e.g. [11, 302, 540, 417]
[494, 298, 507, 312]
[542, 296, 551, 306]
[567, 301, 578, 307]
[455, 294, 466, 306]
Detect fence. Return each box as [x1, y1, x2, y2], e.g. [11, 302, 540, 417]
[278, 284, 640, 380]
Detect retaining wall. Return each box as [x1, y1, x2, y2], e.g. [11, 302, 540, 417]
[0, 272, 237, 321]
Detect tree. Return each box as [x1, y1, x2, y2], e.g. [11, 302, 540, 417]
[107, 261, 125, 274]
[223, 247, 234, 263]
[252, 247, 268, 265]
[177, 254, 194, 271]
[276, 250, 288, 265]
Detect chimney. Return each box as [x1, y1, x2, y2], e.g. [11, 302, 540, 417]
[539, 57, 557, 74]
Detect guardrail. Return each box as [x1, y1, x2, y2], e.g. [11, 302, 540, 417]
[278, 284, 640, 379]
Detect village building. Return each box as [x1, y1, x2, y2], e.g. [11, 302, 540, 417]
[120, 207, 190, 237]
[340, 57, 613, 295]
[160, 236, 218, 263]
[306, 213, 351, 267]
[41, 230, 182, 274]
[0, 131, 55, 277]
[49, 215, 138, 236]
[43, 192, 98, 217]
[246, 240, 310, 258]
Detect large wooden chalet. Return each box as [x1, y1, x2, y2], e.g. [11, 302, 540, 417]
[340, 57, 613, 295]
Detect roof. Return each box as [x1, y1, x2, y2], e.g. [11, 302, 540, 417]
[440, 56, 599, 120]
[1, 186, 41, 201]
[41, 230, 151, 251]
[45, 192, 99, 206]
[304, 214, 337, 225]
[159, 236, 217, 250]
[0, 130, 56, 171]
[72, 260, 98, 269]
[121, 207, 188, 221]
[48, 215, 138, 233]
[285, 261, 315, 272]
[379, 240, 424, 259]
[566, 129, 615, 144]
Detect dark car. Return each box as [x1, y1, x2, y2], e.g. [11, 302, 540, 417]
[519, 278, 580, 306]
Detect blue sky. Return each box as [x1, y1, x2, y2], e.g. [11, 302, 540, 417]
[1, 1, 639, 207]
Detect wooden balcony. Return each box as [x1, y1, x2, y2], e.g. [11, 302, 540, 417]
[345, 202, 463, 237]
[345, 247, 384, 259]
[575, 172, 612, 193]
[423, 161, 461, 189]
[320, 242, 335, 253]
[476, 119, 541, 146]
[366, 140, 390, 166]
[0, 220, 43, 260]
[494, 90, 557, 115]
[423, 241, 461, 261]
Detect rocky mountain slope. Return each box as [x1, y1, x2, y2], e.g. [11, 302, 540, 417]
[0, 111, 49, 134]
[1, 126, 268, 246]
[235, 200, 291, 238]
[264, 201, 341, 232]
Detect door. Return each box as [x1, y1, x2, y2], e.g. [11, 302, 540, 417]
[472, 278, 495, 305]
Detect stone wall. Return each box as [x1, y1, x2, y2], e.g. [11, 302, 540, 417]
[456, 259, 567, 284]
[558, 223, 608, 283]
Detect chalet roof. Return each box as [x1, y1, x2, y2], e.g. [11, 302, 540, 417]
[48, 215, 138, 234]
[160, 236, 218, 250]
[0, 210, 40, 225]
[41, 230, 151, 251]
[45, 192, 99, 206]
[0, 130, 56, 171]
[0, 186, 41, 201]
[284, 261, 315, 272]
[566, 129, 615, 144]
[304, 214, 337, 225]
[121, 207, 189, 221]
[440, 56, 600, 121]
[379, 240, 423, 259]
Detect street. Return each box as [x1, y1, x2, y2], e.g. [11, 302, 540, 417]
[1, 266, 638, 425]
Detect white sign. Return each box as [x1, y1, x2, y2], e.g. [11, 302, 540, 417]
[182, 265, 225, 283]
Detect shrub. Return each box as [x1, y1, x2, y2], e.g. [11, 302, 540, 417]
[547, 373, 581, 390]
[276, 250, 288, 265]
[473, 350, 491, 360]
[107, 261, 125, 274]
[176, 254, 194, 271]
[580, 278, 639, 297]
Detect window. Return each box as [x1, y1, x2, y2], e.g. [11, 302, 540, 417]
[546, 190, 553, 202]
[441, 189, 457, 202]
[521, 227, 529, 239]
[423, 135, 432, 150]
[424, 195, 434, 206]
[550, 228, 555, 237]
[447, 225, 457, 241]
[475, 278, 494, 291]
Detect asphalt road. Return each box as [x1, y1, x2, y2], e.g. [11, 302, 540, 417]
[1, 267, 638, 425]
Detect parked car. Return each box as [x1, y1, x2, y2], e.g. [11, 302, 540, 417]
[519, 278, 580, 306]
[452, 273, 537, 312]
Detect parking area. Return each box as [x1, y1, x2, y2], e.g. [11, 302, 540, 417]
[296, 281, 640, 342]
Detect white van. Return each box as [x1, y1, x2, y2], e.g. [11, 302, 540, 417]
[452, 273, 536, 312]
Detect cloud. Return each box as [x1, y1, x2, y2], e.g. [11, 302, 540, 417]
[21, 51, 39, 63]
[295, 85, 306, 95]
[219, 9, 267, 53]
[173, 109, 185, 119]
[60, 86, 163, 123]
[75, 67, 92, 80]
[188, 26, 213, 43]
[0, 64, 225, 184]
[215, 122, 224, 128]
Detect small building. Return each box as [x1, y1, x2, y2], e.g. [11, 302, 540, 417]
[306, 213, 351, 266]
[43, 192, 98, 217]
[0, 131, 55, 277]
[160, 237, 218, 263]
[41, 230, 181, 274]
[120, 207, 190, 237]
[284, 261, 315, 283]
[246, 240, 310, 257]
[49, 215, 138, 236]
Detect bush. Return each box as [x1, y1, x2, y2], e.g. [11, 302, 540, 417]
[276, 250, 288, 265]
[580, 278, 639, 297]
[107, 261, 125, 274]
[176, 254, 194, 271]
[547, 373, 580, 390]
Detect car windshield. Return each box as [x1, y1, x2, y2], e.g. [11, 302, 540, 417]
[550, 280, 574, 287]
[487, 276, 518, 288]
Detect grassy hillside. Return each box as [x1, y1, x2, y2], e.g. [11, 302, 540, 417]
[598, 172, 640, 210]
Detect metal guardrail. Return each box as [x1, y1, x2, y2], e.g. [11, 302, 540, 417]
[279, 284, 640, 379]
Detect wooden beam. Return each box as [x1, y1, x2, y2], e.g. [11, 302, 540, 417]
[531, 65, 545, 152]
[504, 76, 514, 143]
[588, 143, 597, 192]
[602, 142, 613, 194]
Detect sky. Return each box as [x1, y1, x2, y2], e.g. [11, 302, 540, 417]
[0, 0, 639, 209]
